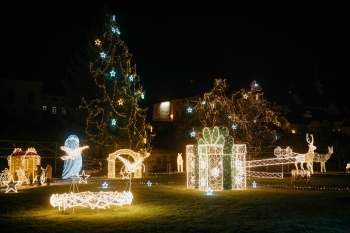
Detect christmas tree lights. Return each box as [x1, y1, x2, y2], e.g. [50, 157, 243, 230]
[80, 12, 153, 156]
[189, 79, 280, 156]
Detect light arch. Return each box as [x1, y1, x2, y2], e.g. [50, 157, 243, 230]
[107, 149, 147, 178]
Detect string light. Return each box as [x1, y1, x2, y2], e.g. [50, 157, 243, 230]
[80, 13, 152, 158]
[188, 79, 279, 156]
[187, 126, 247, 191]
[78, 170, 90, 184]
[50, 191, 133, 211]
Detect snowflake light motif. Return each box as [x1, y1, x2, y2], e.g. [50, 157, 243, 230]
[211, 167, 220, 178]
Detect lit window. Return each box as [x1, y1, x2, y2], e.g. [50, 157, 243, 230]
[62, 107, 66, 115]
[52, 106, 57, 114]
[42, 106, 47, 111]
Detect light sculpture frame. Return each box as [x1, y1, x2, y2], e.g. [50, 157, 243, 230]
[107, 149, 149, 178]
[187, 126, 247, 191]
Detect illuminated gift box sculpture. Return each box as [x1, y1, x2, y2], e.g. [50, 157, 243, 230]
[7, 148, 41, 184]
[187, 126, 246, 191]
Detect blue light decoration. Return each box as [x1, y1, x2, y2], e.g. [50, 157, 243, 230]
[206, 187, 213, 195]
[141, 93, 145, 99]
[102, 181, 108, 188]
[62, 135, 83, 179]
[190, 131, 196, 137]
[100, 52, 106, 58]
[147, 181, 152, 186]
[110, 70, 116, 77]
[129, 75, 134, 81]
[253, 119, 257, 123]
[112, 27, 120, 35]
[252, 181, 257, 188]
[111, 119, 116, 126]
[112, 15, 115, 22]
[187, 107, 192, 113]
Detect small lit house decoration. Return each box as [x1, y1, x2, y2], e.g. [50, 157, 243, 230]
[7, 147, 41, 184]
[186, 126, 247, 191]
[107, 149, 150, 178]
[177, 153, 183, 172]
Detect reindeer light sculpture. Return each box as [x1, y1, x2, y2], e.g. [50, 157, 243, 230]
[313, 146, 333, 172]
[294, 134, 316, 174]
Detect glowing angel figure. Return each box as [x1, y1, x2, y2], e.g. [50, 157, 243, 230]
[61, 135, 89, 179]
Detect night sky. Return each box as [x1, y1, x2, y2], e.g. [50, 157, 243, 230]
[4, 3, 349, 107]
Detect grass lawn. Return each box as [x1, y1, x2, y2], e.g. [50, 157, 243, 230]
[1, 172, 350, 233]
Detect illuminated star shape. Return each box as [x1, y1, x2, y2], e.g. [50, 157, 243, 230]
[78, 170, 90, 184]
[118, 99, 124, 105]
[243, 94, 248, 99]
[232, 124, 237, 130]
[129, 75, 134, 81]
[190, 131, 196, 137]
[4, 180, 20, 193]
[206, 187, 213, 195]
[111, 118, 117, 125]
[112, 27, 120, 35]
[110, 70, 116, 77]
[252, 181, 257, 188]
[100, 52, 106, 58]
[187, 107, 192, 113]
[102, 181, 108, 188]
[141, 93, 145, 99]
[147, 181, 152, 186]
[95, 39, 101, 46]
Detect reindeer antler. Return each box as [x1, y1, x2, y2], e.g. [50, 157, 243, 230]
[306, 134, 314, 145]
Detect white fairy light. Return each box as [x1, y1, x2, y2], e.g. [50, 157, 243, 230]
[110, 70, 116, 77]
[78, 170, 90, 184]
[60, 145, 89, 161]
[206, 187, 213, 195]
[252, 181, 257, 188]
[50, 191, 133, 211]
[95, 39, 101, 46]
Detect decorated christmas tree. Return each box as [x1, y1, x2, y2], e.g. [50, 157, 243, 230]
[80, 12, 153, 155]
[188, 79, 280, 155]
